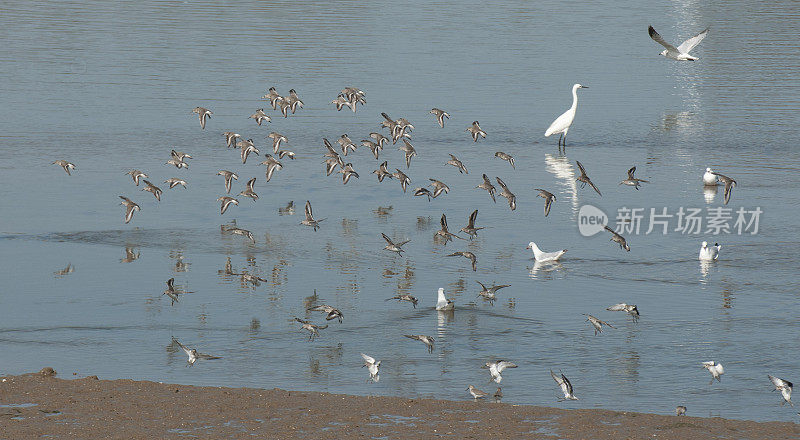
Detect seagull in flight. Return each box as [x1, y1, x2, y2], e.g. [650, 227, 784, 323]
[551, 370, 578, 401]
[648, 25, 709, 61]
[435, 287, 454, 311]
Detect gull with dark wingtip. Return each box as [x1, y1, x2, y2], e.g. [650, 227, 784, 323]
[301, 200, 324, 231]
[192, 106, 212, 129]
[217, 196, 239, 215]
[620, 166, 649, 189]
[476, 174, 496, 202]
[494, 152, 515, 169]
[576, 160, 601, 196]
[496, 177, 516, 211]
[119, 196, 140, 223]
[648, 25, 709, 61]
[447, 251, 477, 271]
[53, 160, 76, 175]
[446, 154, 468, 174]
[467, 121, 486, 142]
[217, 170, 238, 193]
[430, 108, 450, 127]
[534, 189, 556, 216]
[404, 334, 435, 353]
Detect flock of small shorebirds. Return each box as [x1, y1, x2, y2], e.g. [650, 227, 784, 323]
[48, 26, 795, 418]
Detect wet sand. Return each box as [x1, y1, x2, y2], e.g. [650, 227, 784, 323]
[1, 369, 797, 439]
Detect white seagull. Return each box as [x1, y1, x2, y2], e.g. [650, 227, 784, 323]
[698, 241, 721, 261]
[361, 353, 380, 383]
[526, 242, 567, 262]
[435, 287, 454, 311]
[702, 361, 724, 384]
[703, 167, 718, 186]
[648, 25, 709, 61]
[544, 83, 587, 147]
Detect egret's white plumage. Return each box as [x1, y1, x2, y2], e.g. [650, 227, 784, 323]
[544, 84, 587, 146]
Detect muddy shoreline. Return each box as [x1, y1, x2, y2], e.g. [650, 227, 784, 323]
[1, 369, 797, 439]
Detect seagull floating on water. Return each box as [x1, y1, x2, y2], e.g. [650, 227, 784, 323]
[435, 287, 454, 311]
[699, 241, 721, 261]
[545, 84, 587, 147]
[526, 242, 566, 262]
[703, 167, 718, 186]
[648, 25, 709, 61]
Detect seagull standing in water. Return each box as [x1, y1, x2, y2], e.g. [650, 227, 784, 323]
[435, 287, 454, 311]
[526, 242, 566, 262]
[648, 25, 709, 61]
[699, 241, 721, 261]
[768, 375, 793, 407]
[551, 370, 578, 401]
[361, 353, 380, 383]
[544, 84, 587, 147]
[702, 361, 725, 384]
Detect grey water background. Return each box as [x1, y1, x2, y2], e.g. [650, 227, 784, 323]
[1, 0, 799, 422]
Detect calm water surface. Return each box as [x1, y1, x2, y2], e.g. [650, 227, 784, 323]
[1, 0, 799, 422]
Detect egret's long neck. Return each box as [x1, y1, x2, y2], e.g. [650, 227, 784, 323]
[570, 86, 579, 111]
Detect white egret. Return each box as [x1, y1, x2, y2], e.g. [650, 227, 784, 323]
[544, 83, 587, 147]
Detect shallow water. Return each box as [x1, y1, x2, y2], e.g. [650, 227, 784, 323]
[1, 0, 799, 423]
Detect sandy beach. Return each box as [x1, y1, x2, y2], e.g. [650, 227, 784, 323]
[0, 369, 797, 439]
